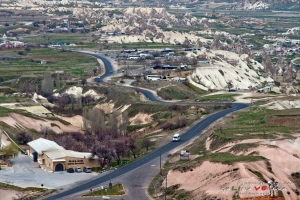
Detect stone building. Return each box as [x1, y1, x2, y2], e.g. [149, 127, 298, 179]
[27, 138, 99, 172]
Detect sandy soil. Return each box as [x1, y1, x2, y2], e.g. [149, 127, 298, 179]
[0, 113, 80, 134]
[94, 103, 115, 114]
[166, 144, 299, 199]
[17, 105, 52, 117]
[56, 115, 83, 129]
[129, 113, 152, 125]
[0, 189, 18, 200]
[262, 99, 300, 110]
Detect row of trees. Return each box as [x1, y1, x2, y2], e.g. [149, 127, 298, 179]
[43, 131, 153, 168]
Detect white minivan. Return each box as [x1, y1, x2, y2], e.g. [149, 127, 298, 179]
[172, 134, 180, 142]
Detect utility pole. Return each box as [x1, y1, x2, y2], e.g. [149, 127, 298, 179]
[164, 172, 167, 200]
[160, 152, 162, 175]
[109, 165, 112, 189]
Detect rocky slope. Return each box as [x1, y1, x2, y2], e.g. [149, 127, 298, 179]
[189, 49, 272, 90]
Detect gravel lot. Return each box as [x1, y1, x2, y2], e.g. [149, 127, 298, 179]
[0, 154, 98, 189]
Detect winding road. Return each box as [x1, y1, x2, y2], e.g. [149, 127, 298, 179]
[44, 52, 249, 200]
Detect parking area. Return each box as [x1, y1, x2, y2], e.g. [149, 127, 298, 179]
[0, 154, 98, 189]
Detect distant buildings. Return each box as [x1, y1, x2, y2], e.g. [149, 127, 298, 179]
[0, 33, 25, 48]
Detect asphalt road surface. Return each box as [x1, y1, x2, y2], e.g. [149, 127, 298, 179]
[44, 52, 249, 200]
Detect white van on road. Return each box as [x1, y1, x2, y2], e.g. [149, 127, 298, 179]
[172, 134, 180, 142]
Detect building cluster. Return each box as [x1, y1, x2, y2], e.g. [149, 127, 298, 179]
[36, 19, 90, 34]
[263, 39, 300, 55]
[114, 48, 201, 61]
[0, 33, 26, 49]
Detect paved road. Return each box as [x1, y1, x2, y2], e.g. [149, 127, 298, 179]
[44, 52, 249, 200]
[61, 154, 168, 200]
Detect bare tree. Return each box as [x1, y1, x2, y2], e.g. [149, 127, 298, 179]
[19, 80, 35, 94]
[57, 93, 70, 114]
[126, 136, 137, 159]
[120, 110, 129, 136]
[114, 140, 127, 165]
[69, 94, 76, 111]
[83, 107, 106, 133]
[174, 116, 187, 128]
[40, 126, 51, 138]
[141, 137, 153, 151]
[77, 96, 82, 109]
[109, 110, 119, 133]
[56, 73, 61, 90]
[90, 144, 116, 168]
[16, 132, 32, 145]
[82, 95, 94, 106]
[81, 78, 87, 86]
[41, 68, 54, 96]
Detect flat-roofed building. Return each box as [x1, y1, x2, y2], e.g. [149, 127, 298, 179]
[27, 138, 99, 172]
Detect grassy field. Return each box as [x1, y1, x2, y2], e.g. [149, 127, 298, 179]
[200, 152, 266, 164]
[0, 48, 98, 78]
[197, 93, 238, 102]
[0, 95, 29, 104]
[131, 81, 206, 101]
[208, 107, 298, 150]
[0, 182, 47, 192]
[20, 33, 93, 44]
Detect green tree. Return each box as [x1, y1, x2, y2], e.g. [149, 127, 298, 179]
[0, 143, 19, 161]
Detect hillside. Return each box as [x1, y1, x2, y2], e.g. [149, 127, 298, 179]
[152, 98, 300, 200]
[188, 49, 273, 90]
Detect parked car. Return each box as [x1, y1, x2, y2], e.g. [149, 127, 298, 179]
[75, 167, 82, 173]
[83, 166, 92, 173]
[67, 168, 74, 173]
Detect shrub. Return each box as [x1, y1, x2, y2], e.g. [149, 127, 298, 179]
[161, 122, 175, 130]
[16, 132, 32, 145]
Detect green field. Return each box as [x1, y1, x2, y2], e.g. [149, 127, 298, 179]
[197, 93, 238, 102]
[20, 33, 94, 44]
[0, 48, 98, 77]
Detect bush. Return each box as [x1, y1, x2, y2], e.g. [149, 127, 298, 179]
[161, 117, 187, 130]
[16, 132, 32, 145]
[161, 122, 175, 130]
